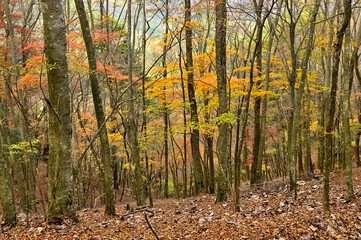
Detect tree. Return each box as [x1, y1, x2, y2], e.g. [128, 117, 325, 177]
[323, 0, 352, 213]
[288, 0, 321, 199]
[74, 0, 116, 216]
[126, 0, 145, 206]
[163, 0, 170, 198]
[215, 0, 228, 203]
[341, 12, 354, 201]
[4, 0, 30, 211]
[185, 0, 204, 195]
[250, 0, 264, 185]
[40, 0, 74, 217]
[0, 98, 17, 226]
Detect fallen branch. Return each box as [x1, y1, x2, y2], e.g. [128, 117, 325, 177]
[144, 213, 159, 240]
[225, 220, 242, 227]
[120, 208, 153, 220]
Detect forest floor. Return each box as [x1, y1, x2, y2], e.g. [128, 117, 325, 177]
[1, 168, 361, 239]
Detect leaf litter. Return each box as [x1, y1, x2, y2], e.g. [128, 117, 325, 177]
[1, 168, 360, 239]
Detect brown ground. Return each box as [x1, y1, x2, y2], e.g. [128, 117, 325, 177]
[0, 168, 360, 239]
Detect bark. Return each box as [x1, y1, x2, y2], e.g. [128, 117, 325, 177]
[126, 0, 145, 206]
[250, 0, 264, 185]
[323, 0, 351, 213]
[74, 0, 115, 215]
[4, 0, 36, 209]
[356, 65, 361, 167]
[204, 97, 215, 194]
[0, 99, 17, 226]
[142, 0, 153, 207]
[178, 39, 188, 198]
[342, 26, 354, 200]
[185, 0, 204, 195]
[285, 0, 298, 194]
[317, 99, 325, 172]
[215, 0, 228, 203]
[234, 0, 275, 211]
[163, 0, 169, 198]
[40, 0, 74, 217]
[287, 0, 321, 199]
[258, 0, 282, 184]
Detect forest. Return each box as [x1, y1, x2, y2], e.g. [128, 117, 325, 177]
[0, 0, 360, 239]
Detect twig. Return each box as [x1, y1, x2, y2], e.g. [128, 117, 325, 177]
[144, 213, 159, 240]
[225, 220, 242, 227]
[120, 208, 153, 219]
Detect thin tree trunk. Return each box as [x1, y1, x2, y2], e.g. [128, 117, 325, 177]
[126, 0, 145, 206]
[323, 0, 351, 213]
[163, 0, 169, 198]
[342, 25, 354, 200]
[4, 0, 35, 209]
[178, 39, 188, 198]
[250, 0, 264, 185]
[142, 0, 153, 207]
[288, 0, 321, 199]
[74, 0, 115, 215]
[185, 0, 204, 195]
[258, 0, 282, 182]
[0, 98, 17, 226]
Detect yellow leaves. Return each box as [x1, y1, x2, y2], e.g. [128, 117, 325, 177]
[351, 41, 359, 48]
[233, 66, 251, 72]
[307, 87, 322, 93]
[149, 67, 166, 74]
[269, 78, 289, 89]
[185, 21, 201, 29]
[252, 89, 279, 98]
[108, 133, 123, 142]
[199, 72, 216, 91]
[310, 120, 318, 132]
[226, 49, 238, 55]
[231, 90, 247, 98]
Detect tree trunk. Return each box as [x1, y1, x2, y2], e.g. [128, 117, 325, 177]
[258, 0, 282, 183]
[323, 0, 351, 213]
[41, 0, 75, 218]
[178, 38, 188, 198]
[204, 96, 215, 194]
[215, 0, 228, 203]
[185, 0, 204, 195]
[142, 0, 153, 207]
[163, 0, 169, 198]
[0, 98, 17, 226]
[341, 25, 354, 200]
[287, 0, 321, 199]
[250, 0, 264, 185]
[74, 0, 115, 215]
[126, 0, 145, 206]
[4, 0, 36, 209]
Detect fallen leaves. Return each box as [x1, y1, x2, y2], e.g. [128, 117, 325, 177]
[0, 168, 360, 239]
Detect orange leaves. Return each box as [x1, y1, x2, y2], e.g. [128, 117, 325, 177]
[18, 73, 39, 90]
[96, 62, 128, 81]
[21, 42, 44, 55]
[91, 30, 121, 44]
[75, 112, 97, 137]
[25, 55, 44, 69]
